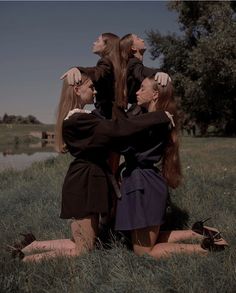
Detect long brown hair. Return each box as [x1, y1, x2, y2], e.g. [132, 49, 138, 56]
[100, 33, 125, 108]
[148, 76, 182, 188]
[55, 73, 90, 153]
[119, 34, 134, 103]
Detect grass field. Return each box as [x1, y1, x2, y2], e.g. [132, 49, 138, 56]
[0, 124, 55, 145]
[0, 137, 235, 293]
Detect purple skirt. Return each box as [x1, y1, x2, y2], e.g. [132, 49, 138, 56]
[115, 168, 168, 231]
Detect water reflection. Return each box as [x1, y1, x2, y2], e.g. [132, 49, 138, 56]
[0, 142, 58, 171]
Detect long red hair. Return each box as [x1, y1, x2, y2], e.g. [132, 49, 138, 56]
[148, 76, 182, 188]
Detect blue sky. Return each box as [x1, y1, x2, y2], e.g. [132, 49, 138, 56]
[0, 1, 180, 123]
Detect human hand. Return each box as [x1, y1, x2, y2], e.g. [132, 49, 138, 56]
[60, 68, 82, 85]
[154, 72, 171, 86]
[165, 111, 175, 127]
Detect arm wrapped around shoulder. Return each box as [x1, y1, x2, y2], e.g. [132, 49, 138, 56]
[98, 110, 171, 140]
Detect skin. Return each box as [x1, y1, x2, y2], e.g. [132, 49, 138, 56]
[92, 35, 106, 56]
[60, 35, 107, 84]
[73, 79, 97, 107]
[131, 34, 146, 57]
[22, 80, 99, 262]
[126, 78, 228, 259]
[136, 78, 159, 112]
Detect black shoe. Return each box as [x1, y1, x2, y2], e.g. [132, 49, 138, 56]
[192, 218, 221, 239]
[201, 232, 228, 252]
[19, 233, 36, 248]
[7, 245, 25, 260]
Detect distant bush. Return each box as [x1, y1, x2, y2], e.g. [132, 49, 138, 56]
[0, 113, 42, 124]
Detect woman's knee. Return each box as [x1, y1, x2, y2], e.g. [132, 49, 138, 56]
[71, 215, 98, 250]
[133, 244, 152, 256]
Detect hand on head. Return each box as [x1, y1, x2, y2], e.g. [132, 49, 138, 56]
[154, 72, 171, 87]
[60, 68, 82, 85]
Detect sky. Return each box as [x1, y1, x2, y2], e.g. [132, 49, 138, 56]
[0, 1, 181, 123]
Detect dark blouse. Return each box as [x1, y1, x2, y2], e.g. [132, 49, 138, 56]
[62, 108, 170, 161]
[60, 108, 170, 219]
[78, 58, 114, 119]
[122, 105, 170, 173]
[126, 57, 159, 104]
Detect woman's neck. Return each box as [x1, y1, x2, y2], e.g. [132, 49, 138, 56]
[133, 51, 143, 61]
[147, 101, 156, 113]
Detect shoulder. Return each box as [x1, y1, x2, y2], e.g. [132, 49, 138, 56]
[63, 109, 101, 129]
[128, 57, 142, 68]
[64, 108, 92, 121]
[127, 104, 145, 117]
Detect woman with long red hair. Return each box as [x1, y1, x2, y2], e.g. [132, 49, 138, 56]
[115, 75, 228, 258]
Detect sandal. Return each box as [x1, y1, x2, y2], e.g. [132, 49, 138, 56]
[7, 245, 25, 260]
[192, 218, 221, 239]
[12, 233, 36, 250]
[19, 233, 36, 248]
[201, 232, 228, 252]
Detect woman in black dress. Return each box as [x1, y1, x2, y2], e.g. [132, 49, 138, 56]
[19, 73, 172, 262]
[115, 75, 228, 258]
[119, 33, 171, 105]
[61, 32, 125, 118]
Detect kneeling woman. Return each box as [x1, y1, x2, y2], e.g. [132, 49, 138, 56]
[17, 73, 172, 262]
[115, 75, 228, 258]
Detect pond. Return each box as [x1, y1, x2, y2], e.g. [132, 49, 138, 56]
[0, 142, 58, 171]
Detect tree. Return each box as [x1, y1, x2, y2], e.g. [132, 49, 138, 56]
[147, 1, 236, 135]
[1, 113, 42, 124]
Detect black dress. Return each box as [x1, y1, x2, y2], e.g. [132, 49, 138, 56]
[78, 58, 114, 119]
[60, 108, 170, 219]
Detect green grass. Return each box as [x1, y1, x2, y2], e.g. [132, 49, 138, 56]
[0, 124, 55, 145]
[0, 137, 235, 293]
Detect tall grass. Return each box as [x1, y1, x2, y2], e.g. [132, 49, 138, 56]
[0, 137, 235, 293]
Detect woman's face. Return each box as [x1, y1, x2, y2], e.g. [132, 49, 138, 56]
[92, 35, 106, 55]
[131, 34, 146, 52]
[136, 78, 158, 109]
[74, 79, 97, 106]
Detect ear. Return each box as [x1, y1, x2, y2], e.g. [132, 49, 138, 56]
[131, 46, 137, 54]
[73, 85, 81, 96]
[153, 90, 159, 101]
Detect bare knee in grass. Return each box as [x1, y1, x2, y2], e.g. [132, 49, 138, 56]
[132, 226, 160, 256]
[71, 214, 99, 254]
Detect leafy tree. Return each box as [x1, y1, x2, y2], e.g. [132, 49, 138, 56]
[1, 113, 42, 124]
[147, 1, 236, 135]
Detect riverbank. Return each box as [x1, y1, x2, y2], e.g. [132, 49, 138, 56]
[1, 137, 236, 292]
[0, 124, 55, 145]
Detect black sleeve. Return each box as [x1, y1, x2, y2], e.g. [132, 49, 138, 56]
[128, 58, 159, 82]
[77, 58, 113, 83]
[63, 111, 170, 153]
[92, 110, 170, 149]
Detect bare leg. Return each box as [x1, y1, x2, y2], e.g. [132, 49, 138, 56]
[131, 226, 207, 259]
[23, 215, 99, 262]
[22, 239, 76, 253]
[157, 230, 203, 243]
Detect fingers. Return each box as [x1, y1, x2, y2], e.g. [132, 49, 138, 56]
[164, 111, 175, 127]
[60, 73, 67, 80]
[60, 68, 82, 85]
[154, 72, 171, 86]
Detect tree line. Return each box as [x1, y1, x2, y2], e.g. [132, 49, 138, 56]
[147, 1, 236, 136]
[0, 113, 42, 124]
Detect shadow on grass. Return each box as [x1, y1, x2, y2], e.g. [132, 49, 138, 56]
[161, 200, 189, 231]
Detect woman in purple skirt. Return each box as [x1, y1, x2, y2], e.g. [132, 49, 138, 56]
[115, 75, 228, 258]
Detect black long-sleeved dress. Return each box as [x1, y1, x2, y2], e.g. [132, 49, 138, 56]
[60, 109, 170, 219]
[78, 58, 114, 119]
